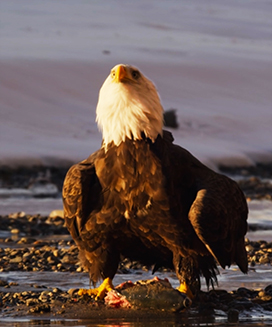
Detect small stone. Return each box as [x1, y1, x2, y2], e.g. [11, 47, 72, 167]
[245, 244, 254, 252]
[9, 256, 23, 263]
[11, 228, 20, 234]
[53, 249, 59, 257]
[259, 255, 270, 264]
[258, 290, 266, 297]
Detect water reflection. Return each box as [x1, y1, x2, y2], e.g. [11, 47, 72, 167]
[0, 316, 271, 327]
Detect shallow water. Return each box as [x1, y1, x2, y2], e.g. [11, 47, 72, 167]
[0, 266, 272, 293]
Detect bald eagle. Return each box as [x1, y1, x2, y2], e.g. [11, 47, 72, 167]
[63, 64, 248, 300]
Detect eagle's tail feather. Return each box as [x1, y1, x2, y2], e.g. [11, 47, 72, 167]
[198, 255, 219, 289]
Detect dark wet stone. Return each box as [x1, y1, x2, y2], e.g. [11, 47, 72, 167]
[237, 287, 252, 297]
[228, 308, 239, 323]
[0, 280, 8, 287]
[163, 109, 179, 128]
[120, 281, 190, 312]
[265, 285, 272, 295]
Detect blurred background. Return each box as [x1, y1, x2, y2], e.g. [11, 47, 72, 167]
[1, 0, 272, 169]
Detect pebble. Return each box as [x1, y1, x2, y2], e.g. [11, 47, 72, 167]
[11, 228, 20, 234]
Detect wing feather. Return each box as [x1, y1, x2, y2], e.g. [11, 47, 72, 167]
[62, 152, 102, 248]
[188, 168, 248, 272]
[159, 131, 248, 272]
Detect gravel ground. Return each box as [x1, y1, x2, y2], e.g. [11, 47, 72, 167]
[0, 211, 271, 322]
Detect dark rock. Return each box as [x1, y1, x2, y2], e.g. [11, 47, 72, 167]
[120, 280, 191, 312]
[228, 308, 239, 323]
[163, 109, 179, 128]
[0, 280, 8, 287]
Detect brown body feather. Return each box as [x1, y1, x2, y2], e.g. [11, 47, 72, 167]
[63, 130, 248, 290]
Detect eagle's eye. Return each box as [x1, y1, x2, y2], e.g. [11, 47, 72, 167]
[111, 70, 115, 79]
[131, 70, 140, 80]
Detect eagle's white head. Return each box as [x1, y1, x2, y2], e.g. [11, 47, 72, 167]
[96, 64, 163, 148]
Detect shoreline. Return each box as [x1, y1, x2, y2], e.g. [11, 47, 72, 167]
[1, 162, 272, 200]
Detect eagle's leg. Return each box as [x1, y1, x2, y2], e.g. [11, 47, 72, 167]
[77, 246, 119, 300]
[175, 254, 219, 300]
[78, 277, 114, 300]
[174, 254, 200, 300]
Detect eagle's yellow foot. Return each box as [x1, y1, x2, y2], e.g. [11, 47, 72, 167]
[177, 282, 194, 300]
[78, 277, 114, 300]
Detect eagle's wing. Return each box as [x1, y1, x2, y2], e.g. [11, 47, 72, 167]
[62, 152, 101, 249]
[162, 132, 248, 273]
[187, 163, 248, 272]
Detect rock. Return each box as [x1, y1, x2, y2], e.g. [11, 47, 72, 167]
[49, 209, 64, 219]
[11, 229, 20, 234]
[0, 279, 8, 286]
[116, 278, 191, 312]
[163, 109, 179, 128]
[9, 256, 23, 264]
[265, 285, 272, 295]
[228, 308, 239, 323]
[18, 237, 37, 244]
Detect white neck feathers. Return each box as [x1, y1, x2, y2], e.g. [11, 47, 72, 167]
[96, 65, 163, 148]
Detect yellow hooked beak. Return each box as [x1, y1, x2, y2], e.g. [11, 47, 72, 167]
[112, 65, 128, 83]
